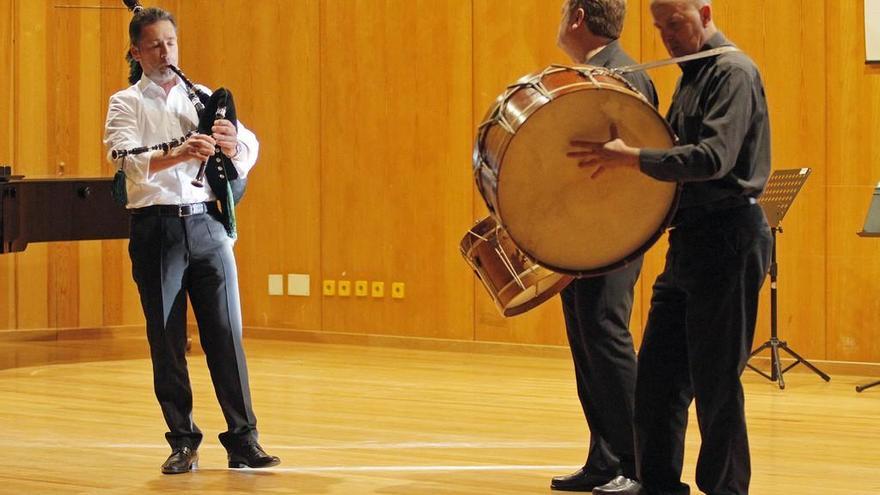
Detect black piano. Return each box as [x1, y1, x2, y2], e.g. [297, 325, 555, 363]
[0, 166, 129, 253]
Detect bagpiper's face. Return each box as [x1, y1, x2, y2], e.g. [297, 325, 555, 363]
[131, 20, 178, 85]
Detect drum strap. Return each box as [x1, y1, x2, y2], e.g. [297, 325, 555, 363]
[615, 46, 741, 74]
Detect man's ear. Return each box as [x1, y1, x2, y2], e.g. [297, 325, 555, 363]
[130, 45, 141, 63]
[572, 7, 586, 30]
[699, 5, 712, 27]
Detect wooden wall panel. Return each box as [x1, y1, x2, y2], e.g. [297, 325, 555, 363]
[73, 7, 106, 329]
[99, 0, 139, 328]
[320, 0, 473, 339]
[242, 0, 322, 331]
[0, 0, 14, 330]
[14, 0, 50, 329]
[826, 0, 880, 363]
[1, 0, 880, 367]
[47, 0, 84, 329]
[757, 0, 827, 359]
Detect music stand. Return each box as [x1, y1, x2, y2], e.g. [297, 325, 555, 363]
[855, 184, 880, 392]
[746, 168, 831, 389]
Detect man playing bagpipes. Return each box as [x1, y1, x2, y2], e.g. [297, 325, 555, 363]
[103, 2, 279, 474]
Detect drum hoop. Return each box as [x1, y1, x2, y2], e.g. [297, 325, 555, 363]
[475, 80, 675, 200]
[500, 275, 573, 317]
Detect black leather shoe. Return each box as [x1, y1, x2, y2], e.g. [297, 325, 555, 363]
[551, 467, 613, 491]
[161, 446, 198, 474]
[592, 475, 643, 494]
[227, 443, 281, 469]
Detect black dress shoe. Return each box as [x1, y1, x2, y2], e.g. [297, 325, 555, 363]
[161, 446, 198, 474]
[227, 443, 281, 469]
[551, 467, 613, 491]
[592, 475, 643, 494]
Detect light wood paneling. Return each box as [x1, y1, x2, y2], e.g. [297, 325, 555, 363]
[754, 0, 827, 358]
[2, 0, 880, 367]
[826, 0, 880, 362]
[0, 0, 14, 330]
[236, 0, 322, 332]
[99, 0, 138, 328]
[47, 0, 83, 329]
[320, 0, 474, 339]
[827, 185, 880, 362]
[14, 0, 50, 330]
[0, 1, 12, 162]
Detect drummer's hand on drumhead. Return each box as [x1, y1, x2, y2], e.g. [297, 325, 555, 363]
[568, 124, 639, 178]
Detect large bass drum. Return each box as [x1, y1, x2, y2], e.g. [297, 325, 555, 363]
[474, 65, 678, 277]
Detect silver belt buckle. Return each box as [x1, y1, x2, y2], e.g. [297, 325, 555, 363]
[178, 204, 189, 217]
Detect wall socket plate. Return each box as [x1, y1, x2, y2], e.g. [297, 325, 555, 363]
[391, 282, 405, 299]
[355, 280, 369, 297]
[268, 274, 284, 296]
[288, 274, 310, 296]
[338, 280, 351, 297]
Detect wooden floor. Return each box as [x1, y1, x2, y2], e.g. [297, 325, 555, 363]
[1, 337, 879, 495]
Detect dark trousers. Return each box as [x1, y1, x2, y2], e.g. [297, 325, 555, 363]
[634, 204, 772, 495]
[561, 258, 642, 480]
[129, 210, 258, 451]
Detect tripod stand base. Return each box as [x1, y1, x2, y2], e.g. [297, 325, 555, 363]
[856, 380, 880, 393]
[746, 337, 831, 389]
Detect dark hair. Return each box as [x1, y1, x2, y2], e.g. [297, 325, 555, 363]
[124, 7, 177, 85]
[567, 0, 626, 40]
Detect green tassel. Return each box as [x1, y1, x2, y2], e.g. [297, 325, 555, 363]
[224, 181, 237, 239]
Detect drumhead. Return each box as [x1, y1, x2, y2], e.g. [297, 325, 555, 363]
[496, 86, 676, 276]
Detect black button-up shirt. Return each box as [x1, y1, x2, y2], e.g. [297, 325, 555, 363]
[639, 32, 771, 210]
[587, 39, 659, 109]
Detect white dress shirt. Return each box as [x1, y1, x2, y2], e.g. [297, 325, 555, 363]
[103, 74, 259, 209]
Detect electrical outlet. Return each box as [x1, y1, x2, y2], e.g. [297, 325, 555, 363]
[355, 280, 369, 297]
[371, 281, 385, 298]
[323, 280, 336, 296]
[391, 282, 405, 299]
[268, 274, 284, 296]
[338, 280, 351, 297]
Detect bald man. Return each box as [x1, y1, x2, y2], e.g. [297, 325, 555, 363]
[572, 1, 773, 494]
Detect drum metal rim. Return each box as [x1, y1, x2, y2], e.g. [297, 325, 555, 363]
[499, 275, 573, 317]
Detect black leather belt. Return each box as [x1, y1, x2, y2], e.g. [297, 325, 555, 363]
[131, 202, 214, 217]
[672, 196, 757, 228]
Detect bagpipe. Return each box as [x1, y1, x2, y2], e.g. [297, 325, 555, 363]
[115, 0, 247, 238]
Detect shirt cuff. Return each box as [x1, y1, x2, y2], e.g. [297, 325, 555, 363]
[638, 148, 668, 181]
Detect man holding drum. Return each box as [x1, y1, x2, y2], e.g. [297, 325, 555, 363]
[551, 0, 658, 492]
[570, 1, 773, 494]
